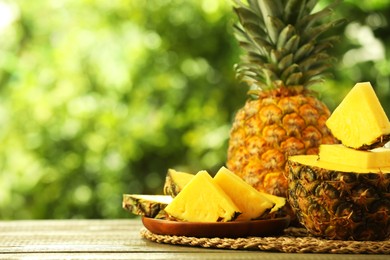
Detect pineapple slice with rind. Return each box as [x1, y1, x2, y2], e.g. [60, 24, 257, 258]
[326, 82, 390, 149]
[164, 171, 241, 222]
[214, 167, 275, 221]
[163, 168, 194, 197]
[290, 154, 390, 173]
[259, 192, 286, 214]
[164, 167, 287, 220]
[289, 155, 390, 174]
[319, 144, 390, 169]
[122, 194, 172, 218]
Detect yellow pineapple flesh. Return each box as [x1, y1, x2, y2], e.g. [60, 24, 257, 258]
[164, 171, 241, 222]
[259, 192, 287, 214]
[290, 154, 390, 174]
[319, 144, 390, 169]
[163, 169, 194, 197]
[214, 166, 275, 221]
[326, 82, 390, 149]
[163, 167, 287, 219]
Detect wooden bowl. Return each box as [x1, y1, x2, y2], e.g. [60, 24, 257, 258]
[142, 216, 290, 238]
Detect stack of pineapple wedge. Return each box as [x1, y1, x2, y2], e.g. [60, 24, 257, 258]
[123, 167, 286, 222]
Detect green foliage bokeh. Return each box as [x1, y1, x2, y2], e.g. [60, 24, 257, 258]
[0, 0, 389, 219]
[0, 0, 245, 219]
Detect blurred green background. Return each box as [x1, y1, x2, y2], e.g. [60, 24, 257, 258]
[0, 0, 389, 219]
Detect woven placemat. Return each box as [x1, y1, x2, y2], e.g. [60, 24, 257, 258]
[140, 227, 390, 254]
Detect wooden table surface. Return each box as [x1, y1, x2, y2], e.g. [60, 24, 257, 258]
[0, 219, 388, 259]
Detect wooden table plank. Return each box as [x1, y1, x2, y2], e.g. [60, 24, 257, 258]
[1, 252, 390, 260]
[0, 219, 388, 259]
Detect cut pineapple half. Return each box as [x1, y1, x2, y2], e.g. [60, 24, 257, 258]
[287, 157, 390, 240]
[214, 167, 275, 221]
[326, 82, 390, 149]
[164, 171, 241, 222]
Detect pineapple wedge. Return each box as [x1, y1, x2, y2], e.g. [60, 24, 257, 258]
[164, 171, 241, 222]
[163, 168, 194, 197]
[326, 82, 390, 149]
[122, 194, 172, 218]
[164, 167, 286, 220]
[214, 167, 275, 221]
[319, 144, 390, 169]
[259, 192, 287, 214]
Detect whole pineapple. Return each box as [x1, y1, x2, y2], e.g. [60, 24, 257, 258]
[227, 0, 344, 198]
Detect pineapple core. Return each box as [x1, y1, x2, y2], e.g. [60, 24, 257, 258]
[164, 171, 241, 222]
[214, 167, 275, 221]
[319, 144, 390, 169]
[326, 82, 390, 149]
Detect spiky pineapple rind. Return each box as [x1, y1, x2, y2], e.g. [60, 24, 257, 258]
[122, 194, 172, 218]
[163, 169, 194, 197]
[287, 160, 390, 241]
[356, 134, 390, 150]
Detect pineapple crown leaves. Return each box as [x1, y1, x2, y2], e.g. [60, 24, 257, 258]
[232, 0, 346, 95]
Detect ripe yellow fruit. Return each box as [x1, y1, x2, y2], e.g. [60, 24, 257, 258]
[214, 167, 275, 221]
[319, 144, 390, 169]
[226, 0, 342, 201]
[326, 82, 390, 149]
[163, 169, 194, 197]
[288, 82, 390, 240]
[164, 171, 241, 222]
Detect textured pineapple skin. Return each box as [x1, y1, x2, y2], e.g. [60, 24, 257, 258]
[227, 91, 338, 198]
[287, 160, 390, 241]
[163, 170, 192, 198]
[122, 195, 171, 218]
[228, 0, 344, 223]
